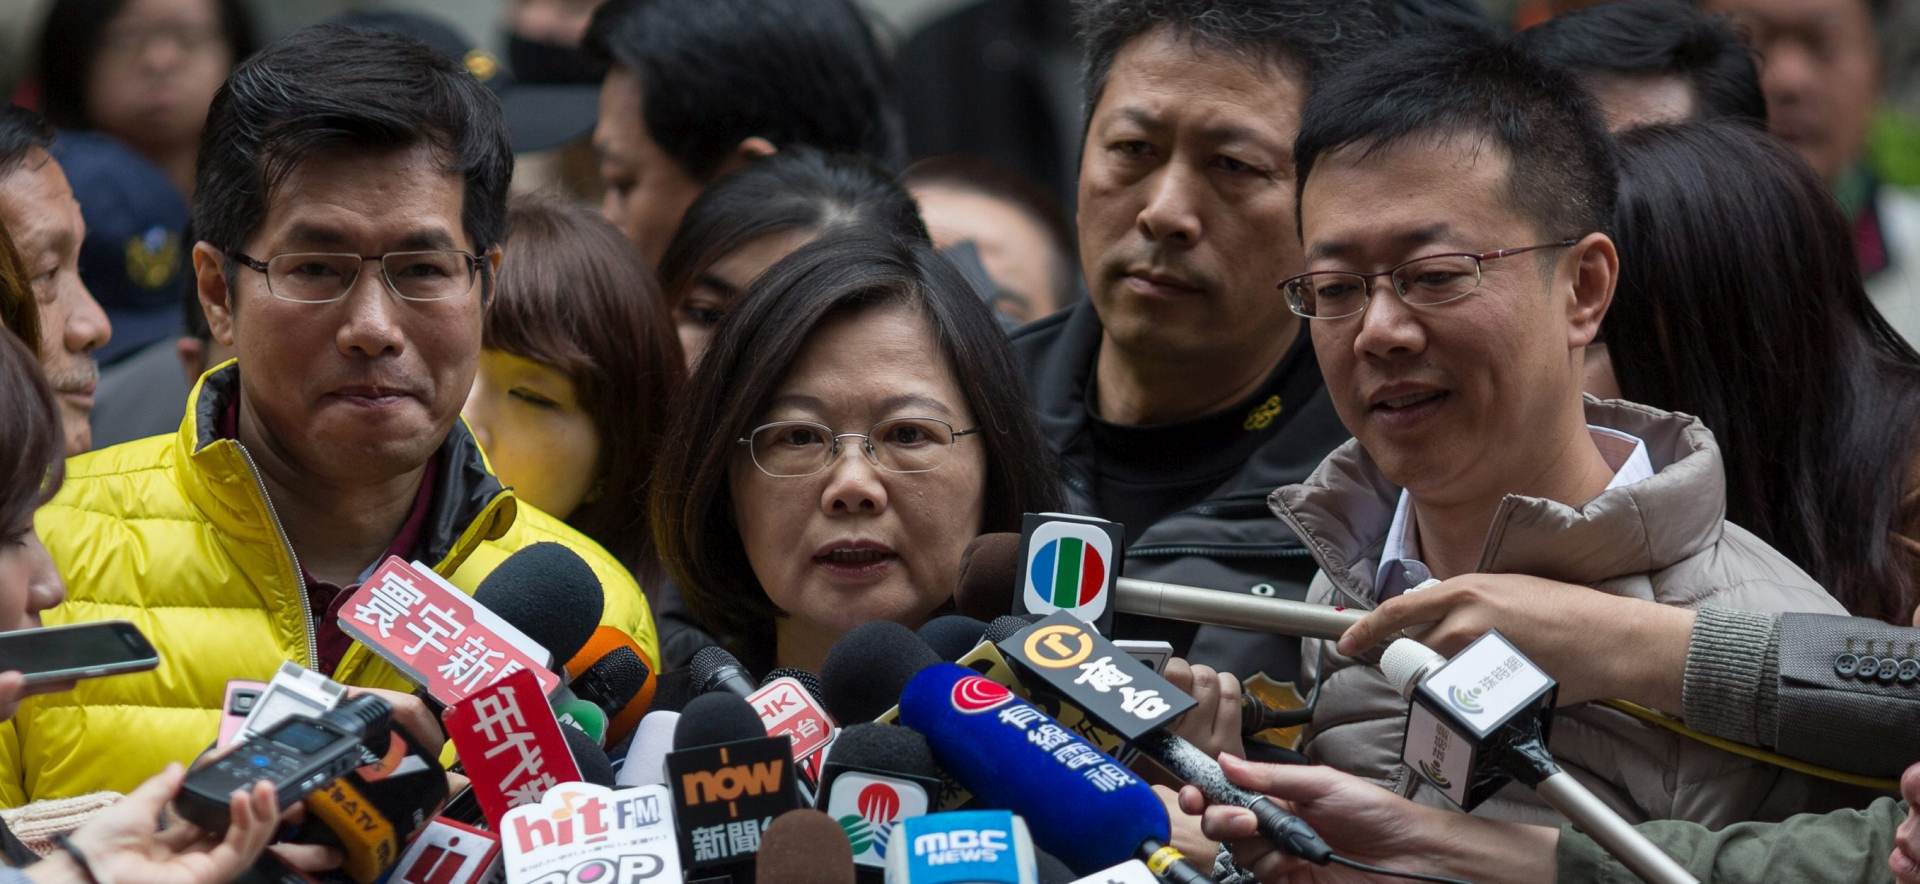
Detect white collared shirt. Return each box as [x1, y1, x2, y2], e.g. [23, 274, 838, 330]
[1374, 425, 1656, 599]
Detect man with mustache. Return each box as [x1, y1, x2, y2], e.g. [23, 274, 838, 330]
[0, 106, 113, 455]
[4, 27, 658, 804]
[1009, 0, 1376, 706]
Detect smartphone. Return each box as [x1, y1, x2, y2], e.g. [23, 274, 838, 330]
[0, 620, 159, 686]
[1114, 639, 1175, 674]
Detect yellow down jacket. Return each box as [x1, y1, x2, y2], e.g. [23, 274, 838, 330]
[2, 364, 658, 805]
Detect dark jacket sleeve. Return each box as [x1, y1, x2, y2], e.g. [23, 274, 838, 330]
[1684, 608, 1920, 779]
[1555, 797, 1906, 884]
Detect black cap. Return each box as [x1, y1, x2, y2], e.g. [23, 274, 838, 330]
[819, 621, 941, 724]
[474, 542, 604, 665]
[673, 691, 766, 750]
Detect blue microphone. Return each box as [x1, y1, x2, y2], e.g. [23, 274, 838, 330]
[897, 663, 1205, 882]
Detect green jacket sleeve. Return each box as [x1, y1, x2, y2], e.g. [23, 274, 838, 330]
[1555, 797, 1907, 884]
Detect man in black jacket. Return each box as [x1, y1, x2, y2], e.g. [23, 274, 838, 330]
[1010, 0, 1389, 692]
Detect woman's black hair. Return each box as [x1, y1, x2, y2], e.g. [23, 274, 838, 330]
[656, 147, 929, 313]
[650, 231, 1063, 667]
[1608, 121, 1920, 623]
[35, 0, 257, 131]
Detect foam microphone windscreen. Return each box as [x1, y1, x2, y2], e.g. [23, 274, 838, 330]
[763, 667, 826, 706]
[955, 532, 1022, 620]
[567, 627, 655, 744]
[828, 723, 943, 782]
[918, 615, 991, 661]
[755, 809, 854, 884]
[985, 614, 1044, 645]
[673, 691, 767, 750]
[560, 723, 618, 787]
[820, 621, 941, 724]
[650, 668, 695, 714]
[473, 542, 604, 663]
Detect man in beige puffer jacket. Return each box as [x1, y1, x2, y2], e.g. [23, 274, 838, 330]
[1267, 32, 1874, 829]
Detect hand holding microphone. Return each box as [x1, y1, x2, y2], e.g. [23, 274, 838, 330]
[1178, 757, 1549, 884]
[1337, 573, 1694, 710]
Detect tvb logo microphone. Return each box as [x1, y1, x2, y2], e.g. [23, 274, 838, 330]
[1018, 513, 1124, 633]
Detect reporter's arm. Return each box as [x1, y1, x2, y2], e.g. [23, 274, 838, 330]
[1335, 574, 1693, 709]
[1557, 797, 1908, 884]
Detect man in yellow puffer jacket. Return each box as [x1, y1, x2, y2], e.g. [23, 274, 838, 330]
[1, 27, 658, 805]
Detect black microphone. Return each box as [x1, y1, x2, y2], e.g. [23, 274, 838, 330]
[820, 621, 942, 724]
[673, 691, 768, 749]
[763, 666, 826, 703]
[667, 692, 800, 879]
[991, 614, 1333, 865]
[560, 723, 618, 787]
[473, 542, 605, 666]
[690, 645, 760, 700]
[757, 809, 855, 884]
[918, 614, 993, 661]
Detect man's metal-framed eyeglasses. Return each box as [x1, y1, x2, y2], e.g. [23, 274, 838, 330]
[1278, 239, 1579, 320]
[232, 250, 486, 304]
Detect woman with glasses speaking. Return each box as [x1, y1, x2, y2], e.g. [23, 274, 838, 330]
[649, 231, 1062, 674]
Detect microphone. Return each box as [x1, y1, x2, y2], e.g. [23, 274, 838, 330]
[617, 710, 680, 788]
[293, 701, 453, 883]
[886, 810, 1038, 883]
[957, 532, 1363, 639]
[750, 669, 838, 796]
[993, 613, 1332, 864]
[898, 662, 1208, 882]
[673, 691, 769, 749]
[820, 621, 942, 724]
[497, 780, 685, 883]
[919, 614, 994, 660]
[565, 625, 657, 746]
[387, 817, 503, 884]
[472, 542, 604, 666]
[757, 809, 856, 884]
[690, 645, 760, 699]
[815, 723, 943, 879]
[442, 668, 584, 828]
[1381, 634, 1697, 884]
[561, 722, 618, 787]
[649, 668, 697, 714]
[665, 692, 800, 877]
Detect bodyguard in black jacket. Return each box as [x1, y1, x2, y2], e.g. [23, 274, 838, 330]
[1011, 300, 1349, 687]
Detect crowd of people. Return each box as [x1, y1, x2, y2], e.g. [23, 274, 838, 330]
[0, 0, 1917, 881]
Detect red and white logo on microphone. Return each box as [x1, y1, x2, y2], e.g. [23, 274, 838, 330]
[950, 675, 1014, 714]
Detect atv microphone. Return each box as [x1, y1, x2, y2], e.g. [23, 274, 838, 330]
[957, 532, 1362, 639]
